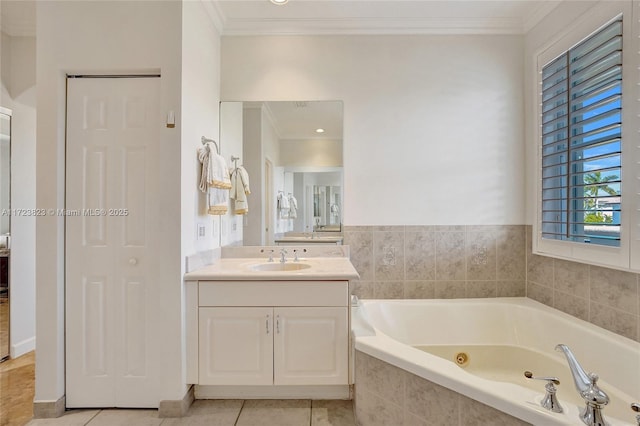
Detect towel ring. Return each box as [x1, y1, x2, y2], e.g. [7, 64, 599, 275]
[201, 136, 219, 154]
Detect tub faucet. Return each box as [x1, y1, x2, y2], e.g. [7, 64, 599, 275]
[555, 344, 610, 426]
[631, 403, 640, 426]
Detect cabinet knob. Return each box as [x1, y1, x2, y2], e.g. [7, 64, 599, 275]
[129, 257, 138, 266]
[266, 315, 270, 334]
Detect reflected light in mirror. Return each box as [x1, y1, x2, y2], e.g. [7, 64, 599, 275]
[218, 100, 343, 247]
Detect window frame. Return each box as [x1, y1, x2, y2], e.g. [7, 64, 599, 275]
[533, 1, 637, 271]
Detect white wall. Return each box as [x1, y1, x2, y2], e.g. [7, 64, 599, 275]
[0, 31, 37, 358]
[181, 0, 222, 256]
[36, 0, 184, 404]
[221, 35, 525, 226]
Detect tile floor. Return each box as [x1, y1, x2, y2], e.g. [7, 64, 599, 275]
[1, 350, 356, 426]
[25, 399, 356, 426]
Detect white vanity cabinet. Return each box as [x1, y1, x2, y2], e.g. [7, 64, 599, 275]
[190, 280, 350, 393]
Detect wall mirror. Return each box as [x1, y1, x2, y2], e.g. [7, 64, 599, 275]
[219, 101, 343, 246]
[0, 107, 11, 362]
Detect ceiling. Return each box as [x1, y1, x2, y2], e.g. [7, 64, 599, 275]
[1, 0, 561, 38]
[262, 101, 343, 140]
[209, 0, 561, 35]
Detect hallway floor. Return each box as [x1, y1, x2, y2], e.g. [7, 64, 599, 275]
[0, 351, 35, 426]
[1, 352, 355, 426]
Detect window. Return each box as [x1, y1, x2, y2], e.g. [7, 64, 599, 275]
[540, 18, 622, 247]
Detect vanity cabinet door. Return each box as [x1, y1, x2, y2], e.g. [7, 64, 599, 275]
[199, 307, 273, 385]
[273, 307, 348, 385]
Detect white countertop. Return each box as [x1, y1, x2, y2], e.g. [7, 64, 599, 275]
[184, 257, 359, 281]
[274, 236, 343, 243]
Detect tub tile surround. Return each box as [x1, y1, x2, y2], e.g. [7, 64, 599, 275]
[343, 225, 527, 300]
[525, 226, 640, 342]
[345, 224, 640, 343]
[354, 351, 531, 426]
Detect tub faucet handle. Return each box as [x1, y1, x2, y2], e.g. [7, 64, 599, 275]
[524, 371, 563, 413]
[631, 403, 640, 426]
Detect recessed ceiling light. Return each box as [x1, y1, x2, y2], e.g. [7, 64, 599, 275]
[316, 128, 325, 133]
[270, 0, 289, 5]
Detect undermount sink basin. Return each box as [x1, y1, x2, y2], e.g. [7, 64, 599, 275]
[249, 262, 312, 272]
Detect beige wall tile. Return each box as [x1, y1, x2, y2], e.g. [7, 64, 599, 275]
[553, 291, 588, 322]
[435, 281, 466, 299]
[553, 259, 589, 295]
[404, 281, 436, 299]
[374, 281, 404, 299]
[527, 281, 553, 307]
[403, 372, 459, 426]
[435, 232, 466, 280]
[497, 280, 525, 297]
[527, 253, 553, 285]
[466, 231, 497, 281]
[374, 231, 405, 281]
[404, 231, 436, 280]
[350, 281, 374, 299]
[466, 281, 497, 298]
[590, 266, 639, 315]
[354, 389, 403, 426]
[355, 351, 404, 406]
[497, 226, 526, 281]
[589, 302, 638, 341]
[344, 231, 374, 281]
[459, 396, 531, 425]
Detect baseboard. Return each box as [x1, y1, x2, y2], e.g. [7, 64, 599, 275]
[195, 385, 351, 400]
[158, 385, 194, 418]
[11, 336, 35, 358]
[33, 395, 65, 418]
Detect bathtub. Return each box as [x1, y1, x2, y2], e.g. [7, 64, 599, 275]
[352, 298, 640, 426]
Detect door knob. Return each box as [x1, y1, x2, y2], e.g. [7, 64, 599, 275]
[129, 257, 138, 265]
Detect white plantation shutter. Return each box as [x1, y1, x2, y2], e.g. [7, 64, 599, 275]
[540, 18, 623, 247]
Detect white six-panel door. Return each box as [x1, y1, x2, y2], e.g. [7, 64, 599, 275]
[65, 77, 161, 407]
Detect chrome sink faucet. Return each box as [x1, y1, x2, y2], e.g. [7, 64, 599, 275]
[555, 344, 610, 426]
[279, 248, 288, 263]
[260, 248, 275, 262]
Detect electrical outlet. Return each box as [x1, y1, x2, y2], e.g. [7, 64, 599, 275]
[232, 222, 237, 231]
[197, 224, 206, 240]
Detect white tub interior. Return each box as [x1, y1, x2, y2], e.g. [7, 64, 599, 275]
[352, 297, 640, 426]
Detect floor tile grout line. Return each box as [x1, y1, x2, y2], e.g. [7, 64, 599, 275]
[83, 409, 102, 426]
[233, 399, 246, 426]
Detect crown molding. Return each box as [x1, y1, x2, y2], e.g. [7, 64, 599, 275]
[522, 1, 562, 34]
[201, 0, 226, 35]
[219, 16, 528, 36]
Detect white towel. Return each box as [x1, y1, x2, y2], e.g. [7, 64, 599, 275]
[288, 194, 298, 219]
[277, 192, 290, 218]
[230, 166, 251, 215]
[197, 141, 230, 215]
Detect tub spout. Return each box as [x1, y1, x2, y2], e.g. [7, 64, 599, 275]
[555, 344, 609, 426]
